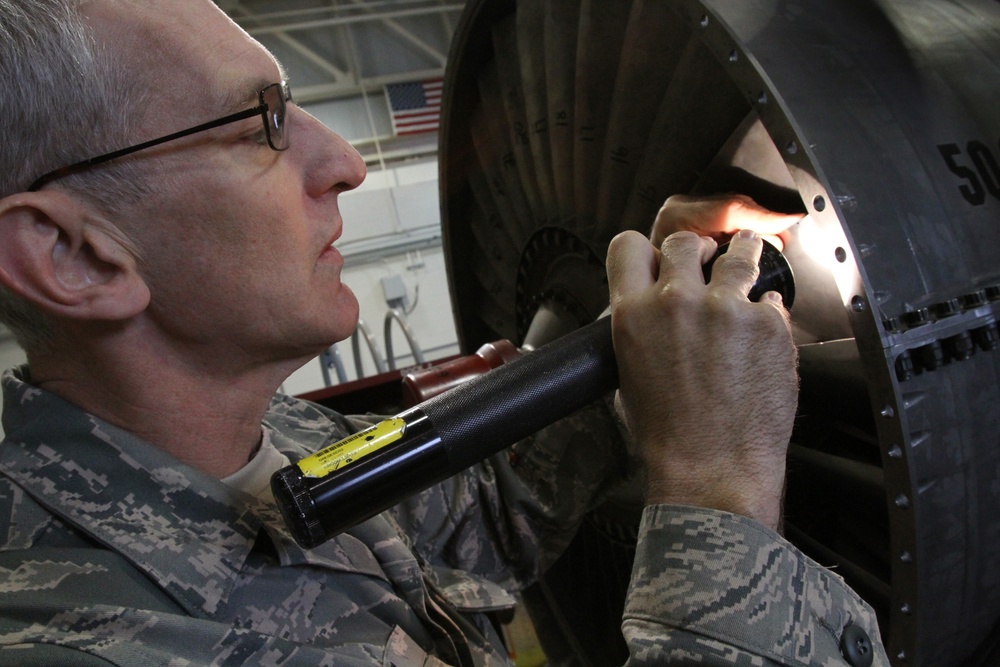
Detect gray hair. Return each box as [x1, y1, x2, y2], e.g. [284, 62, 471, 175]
[0, 0, 150, 352]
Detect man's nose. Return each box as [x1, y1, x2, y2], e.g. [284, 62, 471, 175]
[298, 110, 367, 197]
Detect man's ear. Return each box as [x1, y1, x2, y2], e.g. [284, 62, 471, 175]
[0, 191, 150, 322]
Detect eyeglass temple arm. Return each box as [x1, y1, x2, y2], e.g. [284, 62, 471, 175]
[28, 105, 266, 192]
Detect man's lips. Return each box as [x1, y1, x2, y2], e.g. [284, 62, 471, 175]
[320, 225, 344, 261]
[319, 243, 343, 262]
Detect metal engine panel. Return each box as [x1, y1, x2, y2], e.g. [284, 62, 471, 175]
[439, 1, 1000, 665]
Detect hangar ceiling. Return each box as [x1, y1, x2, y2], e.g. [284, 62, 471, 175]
[218, 0, 466, 105]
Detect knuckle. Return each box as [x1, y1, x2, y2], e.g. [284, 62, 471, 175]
[724, 193, 757, 213]
[661, 230, 705, 257]
[663, 194, 689, 209]
[664, 229, 701, 245]
[657, 282, 698, 310]
[715, 253, 760, 279]
[702, 290, 744, 323]
[609, 229, 642, 248]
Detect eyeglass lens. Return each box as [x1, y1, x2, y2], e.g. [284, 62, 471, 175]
[263, 83, 289, 151]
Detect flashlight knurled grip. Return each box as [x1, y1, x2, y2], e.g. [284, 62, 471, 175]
[272, 317, 617, 547]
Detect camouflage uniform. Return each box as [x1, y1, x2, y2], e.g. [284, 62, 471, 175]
[0, 366, 887, 666]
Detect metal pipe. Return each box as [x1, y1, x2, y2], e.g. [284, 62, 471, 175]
[384, 308, 426, 370]
[319, 345, 348, 386]
[350, 318, 386, 378]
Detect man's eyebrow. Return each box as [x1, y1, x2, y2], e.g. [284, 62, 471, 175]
[215, 79, 271, 113]
[216, 70, 288, 113]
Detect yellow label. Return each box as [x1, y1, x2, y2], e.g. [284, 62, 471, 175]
[298, 418, 406, 479]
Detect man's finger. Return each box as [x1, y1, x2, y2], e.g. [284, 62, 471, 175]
[658, 231, 717, 292]
[607, 231, 659, 302]
[705, 229, 763, 299]
[760, 290, 795, 323]
[652, 194, 802, 247]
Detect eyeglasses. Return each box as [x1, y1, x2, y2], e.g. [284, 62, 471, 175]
[27, 80, 292, 192]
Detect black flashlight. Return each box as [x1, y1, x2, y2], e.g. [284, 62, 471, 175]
[272, 240, 794, 548]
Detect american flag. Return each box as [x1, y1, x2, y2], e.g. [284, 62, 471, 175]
[385, 79, 442, 136]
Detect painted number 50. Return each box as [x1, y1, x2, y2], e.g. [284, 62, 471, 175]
[938, 141, 1000, 206]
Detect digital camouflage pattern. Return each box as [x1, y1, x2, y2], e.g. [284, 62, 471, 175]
[625, 507, 889, 666]
[0, 366, 888, 666]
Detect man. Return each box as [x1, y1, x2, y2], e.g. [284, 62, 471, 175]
[0, 1, 887, 665]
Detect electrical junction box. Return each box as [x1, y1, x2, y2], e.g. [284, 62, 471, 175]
[381, 274, 409, 310]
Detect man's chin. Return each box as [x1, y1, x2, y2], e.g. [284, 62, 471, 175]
[329, 286, 360, 343]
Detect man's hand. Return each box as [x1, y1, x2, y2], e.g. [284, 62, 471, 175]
[650, 193, 802, 251]
[607, 229, 798, 532]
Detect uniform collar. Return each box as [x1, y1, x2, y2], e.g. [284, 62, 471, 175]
[0, 367, 391, 617]
[0, 367, 264, 616]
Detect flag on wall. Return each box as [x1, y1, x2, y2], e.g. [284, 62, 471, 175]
[385, 79, 442, 136]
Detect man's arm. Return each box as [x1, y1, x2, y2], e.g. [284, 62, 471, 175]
[623, 505, 888, 667]
[607, 224, 888, 666]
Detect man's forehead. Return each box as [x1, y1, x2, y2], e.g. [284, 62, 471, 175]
[87, 0, 282, 112]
